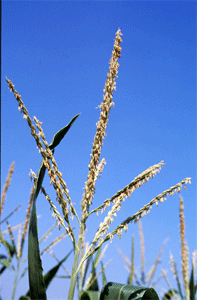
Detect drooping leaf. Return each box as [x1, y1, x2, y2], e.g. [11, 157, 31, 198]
[100, 282, 160, 300]
[49, 113, 80, 150]
[33, 114, 80, 201]
[34, 114, 80, 200]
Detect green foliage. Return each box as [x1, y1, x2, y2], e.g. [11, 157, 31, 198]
[28, 199, 47, 300]
[100, 282, 160, 300]
[48, 113, 80, 150]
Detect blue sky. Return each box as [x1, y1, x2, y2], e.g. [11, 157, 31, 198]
[1, 1, 196, 299]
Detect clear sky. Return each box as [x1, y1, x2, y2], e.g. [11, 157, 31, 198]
[1, 1, 196, 300]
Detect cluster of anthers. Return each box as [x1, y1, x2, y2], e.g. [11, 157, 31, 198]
[0, 161, 15, 216]
[6, 78, 76, 242]
[83, 176, 191, 262]
[87, 162, 166, 250]
[89, 161, 165, 218]
[81, 29, 123, 216]
[102, 177, 192, 243]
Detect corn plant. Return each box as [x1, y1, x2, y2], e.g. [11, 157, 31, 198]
[4, 28, 192, 300]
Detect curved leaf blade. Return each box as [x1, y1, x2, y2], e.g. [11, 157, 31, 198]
[49, 113, 80, 150]
[100, 282, 160, 300]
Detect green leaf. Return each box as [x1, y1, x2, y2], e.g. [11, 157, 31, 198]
[94, 246, 102, 268]
[27, 158, 48, 298]
[34, 157, 47, 200]
[43, 250, 73, 289]
[100, 282, 160, 300]
[28, 200, 47, 300]
[82, 255, 92, 289]
[88, 261, 99, 291]
[49, 113, 80, 150]
[189, 262, 195, 300]
[34, 114, 80, 201]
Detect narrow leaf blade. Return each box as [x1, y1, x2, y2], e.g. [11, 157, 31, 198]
[88, 261, 99, 291]
[49, 113, 80, 150]
[34, 158, 46, 200]
[28, 201, 47, 300]
[43, 250, 73, 289]
[189, 263, 195, 300]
